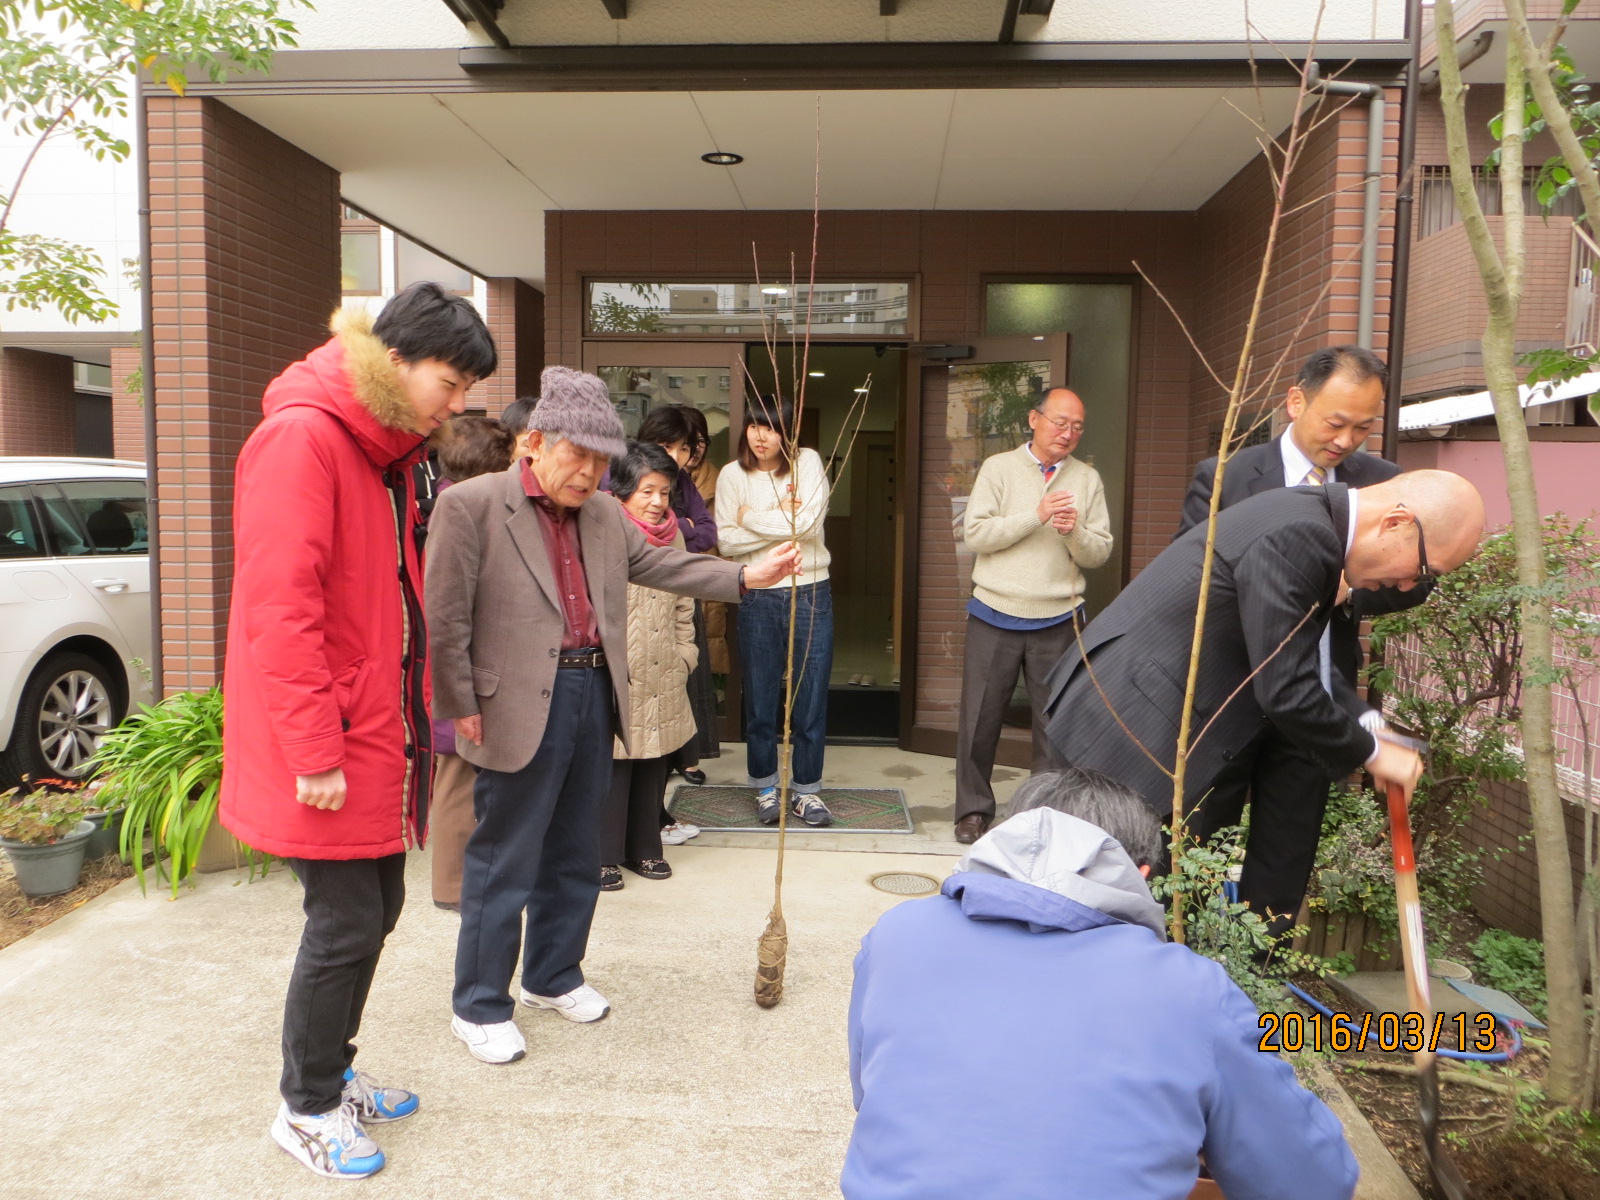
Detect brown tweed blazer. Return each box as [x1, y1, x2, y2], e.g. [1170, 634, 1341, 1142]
[425, 467, 744, 773]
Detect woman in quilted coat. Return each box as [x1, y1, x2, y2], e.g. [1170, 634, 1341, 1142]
[600, 441, 699, 889]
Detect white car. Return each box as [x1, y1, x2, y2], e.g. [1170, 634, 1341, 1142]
[0, 457, 152, 783]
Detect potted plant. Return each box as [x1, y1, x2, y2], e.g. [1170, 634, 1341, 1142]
[90, 687, 269, 897]
[80, 777, 125, 861]
[0, 776, 95, 898]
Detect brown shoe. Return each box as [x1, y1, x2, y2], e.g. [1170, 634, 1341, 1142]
[954, 813, 990, 844]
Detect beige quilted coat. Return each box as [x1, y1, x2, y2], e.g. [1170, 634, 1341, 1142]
[613, 529, 699, 760]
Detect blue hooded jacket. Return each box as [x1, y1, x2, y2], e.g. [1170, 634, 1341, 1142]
[842, 809, 1357, 1200]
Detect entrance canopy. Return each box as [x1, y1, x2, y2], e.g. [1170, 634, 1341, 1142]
[225, 85, 1300, 286]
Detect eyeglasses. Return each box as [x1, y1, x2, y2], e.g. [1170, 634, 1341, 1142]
[1033, 410, 1085, 436]
[1401, 504, 1436, 584]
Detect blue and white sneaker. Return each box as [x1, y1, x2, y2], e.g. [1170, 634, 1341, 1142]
[271, 1098, 385, 1179]
[342, 1066, 419, 1123]
[755, 786, 781, 825]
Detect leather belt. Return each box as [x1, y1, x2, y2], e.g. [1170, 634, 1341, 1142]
[557, 648, 607, 669]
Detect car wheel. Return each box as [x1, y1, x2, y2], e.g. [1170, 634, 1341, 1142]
[2, 652, 123, 783]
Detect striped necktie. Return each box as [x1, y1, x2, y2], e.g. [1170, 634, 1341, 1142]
[1041, 462, 1057, 483]
[1301, 465, 1326, 487]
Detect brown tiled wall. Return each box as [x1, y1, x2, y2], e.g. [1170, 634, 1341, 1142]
[478, 277, 546, 417]
[110, 345, 145, 461]
[147, 96, 340, 695]
[1191, 92, 1401, 460]
[1462, 778, 1588, 938]
[0, 347, 75, 456]
[1402, 92, 1575, 398]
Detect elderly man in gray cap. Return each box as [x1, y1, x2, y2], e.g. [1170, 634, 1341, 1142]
[427, 367, 800, 1065]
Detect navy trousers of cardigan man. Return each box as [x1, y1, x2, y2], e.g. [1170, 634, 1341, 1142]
[453, 663, 613, 1023]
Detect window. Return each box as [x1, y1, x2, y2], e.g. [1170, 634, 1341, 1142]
[0, 486, 43, 560]
[585, 281, 911, 338]
[1418, 165, 1584, 238]
[33, 481, 148, 556]
[667, 375, 685, 389]
[396, 236, 473, 294]
[341, 231, 382, 294]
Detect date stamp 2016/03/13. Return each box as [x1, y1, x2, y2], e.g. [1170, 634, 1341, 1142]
[1258, 1011, 1499, 1054]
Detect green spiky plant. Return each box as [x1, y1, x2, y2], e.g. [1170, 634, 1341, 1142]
[89, 687, 267, 896]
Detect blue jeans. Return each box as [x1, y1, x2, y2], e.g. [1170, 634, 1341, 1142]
[738, 580, 833, 795]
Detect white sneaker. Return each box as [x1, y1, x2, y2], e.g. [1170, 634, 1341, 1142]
[520, 982, 611, 1023]
[660, 821, 701, 845]
[271, 1099, 385, 1179]
[450, 1014, 526, 1064]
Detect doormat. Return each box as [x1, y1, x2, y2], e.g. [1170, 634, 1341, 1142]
[667, 786, 912, 833]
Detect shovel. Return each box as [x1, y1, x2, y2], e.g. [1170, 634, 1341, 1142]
[1382, 768, 1471, 1200]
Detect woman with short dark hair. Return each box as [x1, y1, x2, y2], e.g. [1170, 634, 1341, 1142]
[600, 441, 700, 888]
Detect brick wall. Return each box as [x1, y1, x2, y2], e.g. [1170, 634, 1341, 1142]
[1403, 91, 1576, 398]
[146, 96, 340, 694]
[1462, 778, 1588, 939]
[110, 344, 144, 461]
[477, 277, 545, 417]
[0, 347, 75, 456]
[1191, 91, 1401, 461]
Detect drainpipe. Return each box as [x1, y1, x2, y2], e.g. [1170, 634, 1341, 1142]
[1383, 0, 1426, 462]
[1311, 66, 1387, 349]
[134, 75, 162, 701]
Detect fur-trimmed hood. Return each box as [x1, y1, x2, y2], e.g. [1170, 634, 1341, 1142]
[259, 306, 428, 470]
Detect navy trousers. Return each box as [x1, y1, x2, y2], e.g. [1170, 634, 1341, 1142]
[453, 665, 613, 1023]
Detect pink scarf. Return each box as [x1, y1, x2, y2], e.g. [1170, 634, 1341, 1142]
[623, 505, 678, 548]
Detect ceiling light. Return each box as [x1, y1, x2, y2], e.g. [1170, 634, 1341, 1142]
[809, 371, 826, 378]
[854, 387, 870, 394]
[701, 151, 744, 165]
[761, 286, 789, 295]
[1033, 336, 1045, 341]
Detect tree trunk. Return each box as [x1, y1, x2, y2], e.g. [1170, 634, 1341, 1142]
[1437, 0, 1588, 1104]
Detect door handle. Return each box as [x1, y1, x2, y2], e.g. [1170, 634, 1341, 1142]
[91, 578, 129, 593]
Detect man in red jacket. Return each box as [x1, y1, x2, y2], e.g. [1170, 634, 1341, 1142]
[220, 283, 496, 1180]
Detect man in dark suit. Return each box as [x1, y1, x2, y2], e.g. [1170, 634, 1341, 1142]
[1173, 346, 1431, 930]
[1042, 470, 1486, 885]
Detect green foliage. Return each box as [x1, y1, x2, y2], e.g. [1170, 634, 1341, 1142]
[972, 360, 1039, 446]
[89, 687, 265, 896]
[1472, 928, 1550, 1021]
[1150, 825, 1329, 1014]
[1487, 41, 1600, 217]
[588, 292, 665, 333]
[1366, 516, 1600, 915]
[0, 776, 89, 844]
[1306, 786, 1398, 938]
[0, 1, 304, 323]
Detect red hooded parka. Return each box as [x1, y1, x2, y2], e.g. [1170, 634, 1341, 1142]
[220, 309, 433, 860]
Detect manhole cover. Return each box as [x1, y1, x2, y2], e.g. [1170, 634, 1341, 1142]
[869, 871, 940, 896]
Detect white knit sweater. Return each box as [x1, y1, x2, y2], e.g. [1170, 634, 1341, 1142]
[964, 446, 1113, 619]
[715, 447, 832, 587]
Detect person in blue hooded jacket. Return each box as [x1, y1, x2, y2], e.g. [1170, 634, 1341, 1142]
[842, 767, 1358, 1200]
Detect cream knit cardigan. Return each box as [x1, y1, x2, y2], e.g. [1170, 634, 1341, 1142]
[963, 445, 1113, 619]
[715, 447, 832, 587]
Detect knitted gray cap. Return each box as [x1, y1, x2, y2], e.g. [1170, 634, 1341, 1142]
[526, 366, 627, 459]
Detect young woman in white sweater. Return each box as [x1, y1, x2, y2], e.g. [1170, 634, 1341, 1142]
[716, 395, 835, 827]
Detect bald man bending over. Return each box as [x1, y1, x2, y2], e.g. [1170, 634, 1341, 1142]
[1042, 470, 1485, 857]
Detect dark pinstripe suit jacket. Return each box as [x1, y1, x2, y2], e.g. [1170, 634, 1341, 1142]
[1043, 484, 1375, 815]
[1174, 437, 1427, 718]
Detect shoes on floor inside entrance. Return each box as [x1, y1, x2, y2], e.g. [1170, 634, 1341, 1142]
[271, 1099, 385, 1179]
[450, 1014, 526, 1064]
[600, 864, 624, 891]
[660, 821, 700, 845]
[793, 795, 834, 827]
[520, 982, 611, 1023]
[342, 1067, 418, 1123]
[678, 767, 708, 785]
[954, 813, 991, 844]
[755, 786, 781, 825]
[625, 858, 672, 880]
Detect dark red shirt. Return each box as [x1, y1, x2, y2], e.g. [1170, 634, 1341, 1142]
[520, 457, 601, 651]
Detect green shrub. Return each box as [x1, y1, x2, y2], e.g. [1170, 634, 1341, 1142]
[1471, 928, 1548, 1021]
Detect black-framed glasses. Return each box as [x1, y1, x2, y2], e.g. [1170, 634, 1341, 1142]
[1401, 504, 1435, 584]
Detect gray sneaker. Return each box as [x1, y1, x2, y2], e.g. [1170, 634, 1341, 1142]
[793, 795, 833, 827]
[756, 787, 781, 825]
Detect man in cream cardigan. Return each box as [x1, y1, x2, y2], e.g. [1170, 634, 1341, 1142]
[955, 387, 1113, 844]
